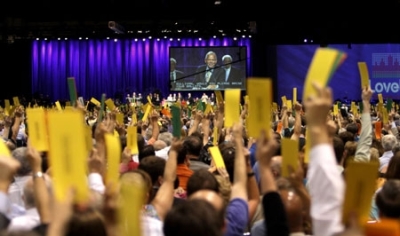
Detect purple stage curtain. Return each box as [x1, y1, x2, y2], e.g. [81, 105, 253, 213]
[31, 37, 251, 101]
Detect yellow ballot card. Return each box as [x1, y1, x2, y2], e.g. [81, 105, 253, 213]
[105, 133, 121, 186]
[90, 97, 101, 106]
[116, 113, 124, 125]
[26, 108, 49, 152]
[333, 104, 339, 116]
[212, 126, 218, 146]
[358, 62, 370, 88]
[131, 112, 137, 125]
[4, 100, 10, 110]
[209, 146, 225, 168]
[0, 140, 11, 157]
[47, 110, 89, 203]
[142, 104, 152, 121]
[126, 126, 139, 154]
[304, 131, 310, 163]
[215, 91, 223, 104]
[247, 78, 272, 138]
[383, 108, 389, 124]
[342, 161, 379, 227]
[85, 126, 93, 153]
[286, 100, 292, 110]
[204, 103, 213, 115]
[281, 139, 299, 177]
[105, 98, 116, 111]
[119, 180, 145, 236]
[13, 97, 20, 106]
[224, 89, 241, 127]
[55, 101, 62, 111]
[293, 88, 297, 105]
[281, 96, 287, 106]
[302, 48, 342, 101]
[378, 94, 383, 104]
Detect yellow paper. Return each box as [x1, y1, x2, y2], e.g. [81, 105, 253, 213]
[304, 131, 310, 163]
[224, 89, 241, 128]
[147, 96, 153, 105]
[215, 91, 223, 104]
[90, 97, 101, 106]
[126, 126, 139, 154]
[13, 97, 20, 106]
[0, 140, 11, 157]
[247, 78, 272, 138]
[142, 105, 152, 121]
[212, 126, 218, 146]
[26, 108, 49, 151]
[119, 180, 145, 236]
[281, 139, 299, 177]
[286, 100, 292, 110]
[116, 113, 124, 125]
[383, 108, 389, 124]
[333, 104, 339, 116]
[302, 48, 340, 101]
[281, 96, 287, 107]
[342, 161, 379, 227]
[55, 101, 62, 111]
[293, 88, 297, 105]
[358, 62, 370, 89]
[131, 112, 137, 125]
[85, 126, 93, 153]
[105, 133, 121, 185]
[272, 102, 278, 112]
[378, 94, 383, 104]
[209, 146, 225, 168]
[65, 101, 71, 106]
[244, 95, 249, 105]
[47, 110, 89, 203]
[4, 100, 10, 110]
[105, 99, 116, 111]
[204, 103, 213, 115]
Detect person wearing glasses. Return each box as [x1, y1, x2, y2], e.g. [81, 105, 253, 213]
[193, 51, 223, 89]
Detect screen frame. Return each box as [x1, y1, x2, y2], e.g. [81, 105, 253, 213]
[168, 45, 248, 91]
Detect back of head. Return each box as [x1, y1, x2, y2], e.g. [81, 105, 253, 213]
[11, 147, 31, 176]
[338, 131, 355, 145]
[138, 145, 155, 162]
[184, 134, 202, 157]
[138, 156, 166, 185]
[158, 132, 173, 146]
[382, 134, 397, 152]
[220, 145, 235, 183]
[66, 208, 107, 236]
[153, 140, 167, 151]
[332, 136, 344, 164]
[376, 179, 400, 218]
[187, 169, 219, 197]
[163, 199, 223, 236]
[385, 151, 400, 180]
[346, 123, 358, 135]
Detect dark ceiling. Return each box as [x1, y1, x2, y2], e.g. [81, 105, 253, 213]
[2, 0, 400, 44]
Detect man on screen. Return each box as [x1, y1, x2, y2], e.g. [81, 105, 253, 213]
[193, 51, 223, 89]
[217, 54, 244, 89]
[170, 58, 185, 90]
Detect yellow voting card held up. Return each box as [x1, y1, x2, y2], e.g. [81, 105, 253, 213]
[215, 90, 224, 104]
[247, 78, 272, 138]
[0, 140, 11, 157]
[358, 62, 370, 89]
[302, 48, 343, 101]
[342, 161, 379, 227]
[212, 126, 218, 146]
[119, 180, 145, 236]
[224, 89, 241, 128]
[378, 94, 383, 104]
[105, 133, 122, 188]
[105, 98, 116, 111]
[26, 108, 49, 152]
[142, 104, 152, 121]
[13, 97, 20, 106]
[209, 146, 225, 168]
[90, 97, 101, 107]
[281, 139, 299, 178]
[126, 126, 139, 154]
[293, 88, 297, 105]
[116, 113, 124, 125]
[47, 110, 89, 203]
[55, 101, 62, 111]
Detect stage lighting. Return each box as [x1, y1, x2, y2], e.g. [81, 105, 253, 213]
[108, 21, 125, 34]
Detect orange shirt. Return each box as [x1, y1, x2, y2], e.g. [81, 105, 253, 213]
[176, 164, 193, 190]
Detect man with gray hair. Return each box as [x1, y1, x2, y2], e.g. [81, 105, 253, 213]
[216, 54, 244, 89]
[8, 147, 32, 212]
[380, 134, 398, 171]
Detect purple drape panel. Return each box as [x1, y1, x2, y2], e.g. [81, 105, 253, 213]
[31, 37, 252, 100]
